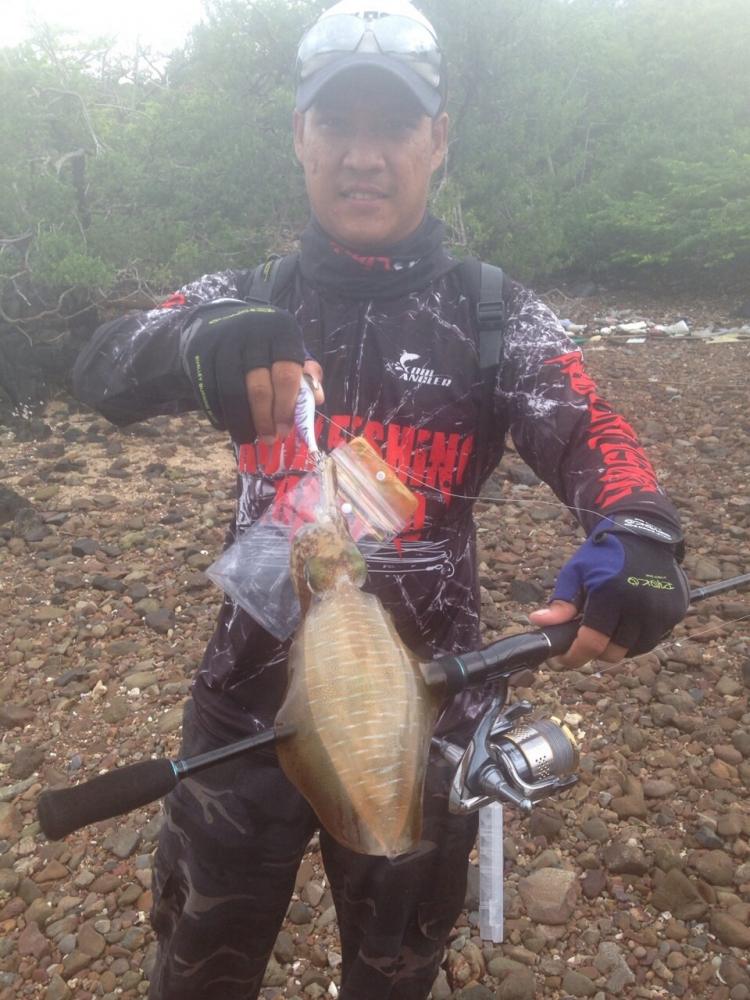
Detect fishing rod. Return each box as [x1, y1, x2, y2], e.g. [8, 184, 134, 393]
[36, 573, 749, 841]
[429, 572, 750, 816]
[685, 572, 750, 602]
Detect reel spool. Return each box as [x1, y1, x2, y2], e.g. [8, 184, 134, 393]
[435, 700, 579, 815]
[493, 716, 579, 790]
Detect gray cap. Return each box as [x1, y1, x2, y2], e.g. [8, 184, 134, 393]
[295, 1, 446, 116]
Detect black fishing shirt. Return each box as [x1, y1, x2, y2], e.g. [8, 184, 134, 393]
[74, 237, 682, 740]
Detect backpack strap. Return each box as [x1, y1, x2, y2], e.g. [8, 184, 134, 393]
[460, 258, 506, 477]
[242, 251, 323, 361]
[459, 258, 505, 371]
[243, 253, 300, 306]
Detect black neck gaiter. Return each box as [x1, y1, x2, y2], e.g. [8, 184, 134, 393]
[299, 214, 457, 299]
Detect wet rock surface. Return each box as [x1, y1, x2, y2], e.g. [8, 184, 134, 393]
[0, 324, 749, 998]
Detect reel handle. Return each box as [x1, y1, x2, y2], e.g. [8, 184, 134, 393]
[37, 758, 177, 841]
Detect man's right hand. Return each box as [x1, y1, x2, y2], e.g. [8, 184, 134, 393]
[180, 303, 306, 443]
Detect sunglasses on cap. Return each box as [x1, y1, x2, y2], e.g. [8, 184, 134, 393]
[296, 12, 445, 96]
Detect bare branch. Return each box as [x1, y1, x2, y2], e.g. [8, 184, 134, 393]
[38, 88, 108, 155]
[541, 287, 579, 305]
[91, 101, 153, 120]
[1, 325, 34, 348]
[0, 232, 33, 249]
[0, 283, 98, 328]
[138, 51, 169, 85]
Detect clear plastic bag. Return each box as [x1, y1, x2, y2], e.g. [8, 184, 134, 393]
[206, 437, 417, 640]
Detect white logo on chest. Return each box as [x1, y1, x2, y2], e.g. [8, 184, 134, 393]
[386, 351, 453, 388]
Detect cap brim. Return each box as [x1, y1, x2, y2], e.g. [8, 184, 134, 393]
[296, 54, 442, 117]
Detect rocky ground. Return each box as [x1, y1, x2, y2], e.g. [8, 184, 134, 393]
[0, 303, 749, 1000]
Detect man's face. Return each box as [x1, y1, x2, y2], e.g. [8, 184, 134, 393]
[293, 71, 448, 250]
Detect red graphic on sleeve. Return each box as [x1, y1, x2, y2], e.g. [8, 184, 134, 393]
[159, 291, 187, 309]
[544, 352, 659, 508]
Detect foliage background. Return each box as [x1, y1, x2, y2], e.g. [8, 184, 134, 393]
[1, 0, 749, 342]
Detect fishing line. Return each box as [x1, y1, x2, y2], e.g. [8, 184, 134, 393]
[311, 409, 750, 644]
[590, 612, 750, 678]
[540, 607, 750, 679]
[313, 409, 663, 535]
[539, 613, 750, 681]
[665, 613, 750, 647]
[596, 377, 747, 394]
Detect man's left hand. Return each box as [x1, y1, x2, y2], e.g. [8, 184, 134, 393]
[529, 519, 690, 669]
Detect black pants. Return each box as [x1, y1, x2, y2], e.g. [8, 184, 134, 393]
[148, 700, 478, 1000]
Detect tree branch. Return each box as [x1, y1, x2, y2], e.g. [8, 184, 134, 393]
[38, 88, 108, 155]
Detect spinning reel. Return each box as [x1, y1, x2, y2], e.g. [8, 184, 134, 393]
[422, 626, 582, 815]
[434, 696, 579, 815]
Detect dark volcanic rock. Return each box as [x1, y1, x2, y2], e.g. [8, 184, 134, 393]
[144, 608, 175, 634]
[651, 868, 709, 920]
[13, 506, 48, 541]
[0, 485, 31, 525]
[603, 841, 650, 876]
[509, 579, 546, 604]
[9, 747, 45, 779]
[0, 703, 35, 730]
[91, 575, 126, 593]
[71, 537, 98, 556]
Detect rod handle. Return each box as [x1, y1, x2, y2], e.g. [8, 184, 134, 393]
[538, 620, 581, 656]
[422, 621, 580, 694]
[38, 758, 177, 841]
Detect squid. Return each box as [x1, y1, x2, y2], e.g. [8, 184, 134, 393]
[275, 443, 438, 857]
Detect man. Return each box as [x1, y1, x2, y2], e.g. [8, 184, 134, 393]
[73, 2, 689, 997]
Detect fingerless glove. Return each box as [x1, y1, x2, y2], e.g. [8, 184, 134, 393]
[180, 303, 305, 442]
[552, 515, 689, 655]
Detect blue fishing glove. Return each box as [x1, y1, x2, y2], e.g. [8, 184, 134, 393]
[180, 303, 305, 443]
[550, 515, 689, 655]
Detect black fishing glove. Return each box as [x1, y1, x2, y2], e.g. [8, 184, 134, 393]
[180, 302, 305, 442]
[551, 515, 689, 655]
